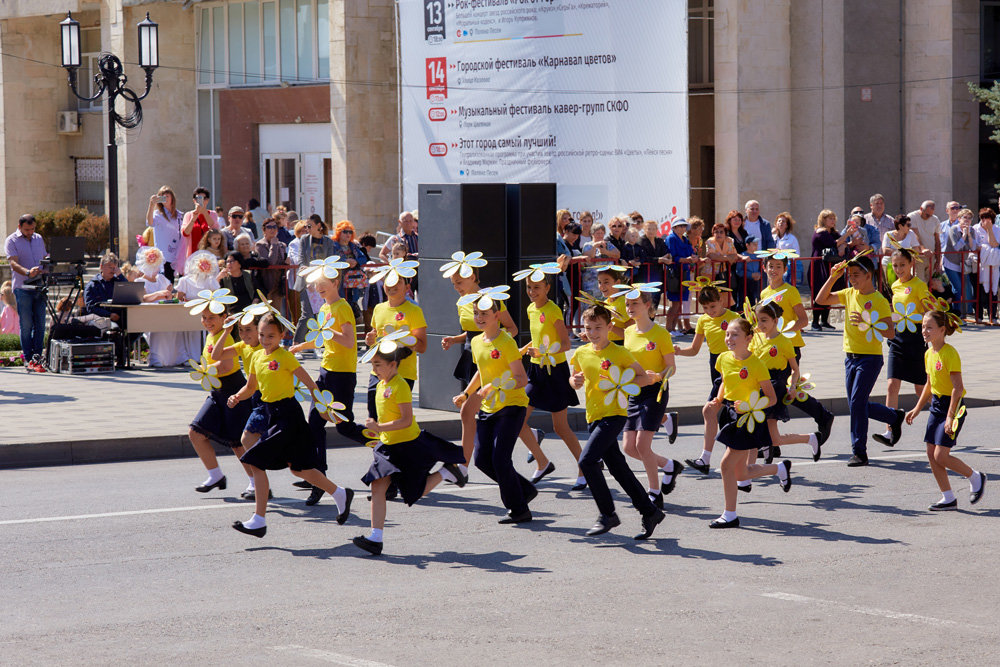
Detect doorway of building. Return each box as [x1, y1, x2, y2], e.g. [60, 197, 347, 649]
[258, 124, 333, 223]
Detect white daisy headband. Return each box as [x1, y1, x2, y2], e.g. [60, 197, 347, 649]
[456, 285, 511, 310]
[360, 326, 418, 364]
[223, 301, 271, 329]
[370, 257, 419, 287]
[610, 282, 661, 300]
[512, 262, 562, 283]
[440, 251, 487, 279]
[185, 288, 237, 316]
[300, 255, 351, 284]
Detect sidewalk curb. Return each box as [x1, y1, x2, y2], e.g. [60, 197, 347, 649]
[3, 397, 997, 469]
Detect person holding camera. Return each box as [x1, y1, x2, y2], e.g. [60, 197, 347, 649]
[145, 186, 182, 281]
[180, 187, 221, 274]
[4, 214, 47, 368]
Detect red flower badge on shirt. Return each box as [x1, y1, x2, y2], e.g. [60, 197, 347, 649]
[720, 320, 729, 330]
[775, 294, 784, 302]
[206, 344, 214, 354]
[935, 360, 943, 371]
[864, 301, 873, 310]
[383, 387, 393, 399]
[395, 312, 404, 321]
[539, 314, 546, 324]
[645, 341, 656, 351]
[739, 367, 749, 379]
[268, 360, 279, 371]
[601, 359, 612, 370]
[490, 349, 501, 359]
[769, 346, 778, 357]
[904, 287, 912, 295]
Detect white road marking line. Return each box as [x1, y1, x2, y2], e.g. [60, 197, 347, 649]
[0, 504, 238, 525]
[762, 592, 965, 628]
[269, 645, 396, 667]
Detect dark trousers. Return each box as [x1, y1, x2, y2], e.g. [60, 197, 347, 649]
[792, 348, 831, 423]
[475, 406, 532, 515]
[163, 261, 176, 283]
[13, 287, 46, 360]
[308, 369, 367, 471]
[580, 416, 656, 517]
[978, 285, 997, 321]
[845, 354, 895, 457]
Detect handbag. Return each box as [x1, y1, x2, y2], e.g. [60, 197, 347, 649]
[664, 263, 681, 293]
[343, 270, 366, 289]
[821, 248, 841, 264]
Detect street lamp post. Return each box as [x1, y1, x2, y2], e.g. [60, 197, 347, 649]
[60, 11, 159, 257]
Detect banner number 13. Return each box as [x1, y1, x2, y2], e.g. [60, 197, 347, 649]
[426, 1, 443, 26]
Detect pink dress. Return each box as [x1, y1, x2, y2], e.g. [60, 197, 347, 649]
[0, 303, 19, 334]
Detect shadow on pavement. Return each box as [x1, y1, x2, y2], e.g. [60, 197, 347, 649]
[0, 390, 76, 405]
[247, 543, 550, 573]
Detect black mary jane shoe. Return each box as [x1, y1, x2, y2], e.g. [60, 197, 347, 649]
[648, 492, 664, 509]
[353, 535, 383, 556]
[292, 480, 312, 489]
[928, 499, 958, 511]
[684, 458, 711, 476]
[585, 513, 621, 536]
[305, 487, 325, 506]
[779, 460, 792, 492]
[889, 409, 905, 445]
[971, 472, 987, 505]
[571, 481, 588, 491]
[634, 509, 665, 540]
[667, 412, 679, 444]
[443, 463, 469, 488]
[737, 483, 752, 494]
[336, 488, 355, 525]
[530, 461, 556, 485]
[660, 460, 684, 496]
[812, 432, 823, 462]
[241, 489, 274, 501]
[818, 412, 834, 446]
[232, 520, 266, 538]
[871, 432, 893, 447]
[196, 476, 227, 493]
[709, 516, 740, 529]
[498, 509, 532, 524]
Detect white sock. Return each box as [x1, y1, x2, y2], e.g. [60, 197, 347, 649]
[648, 487, 659, 496]
[737, 480, 751, 488]
[941, 489, 956, 503]
[660, 460, 675, 474]
[458, 464, 469, 475]
[721, 510, 738, 522]
[664, 413, 673, 431]
[776, 463, 789, 482]
[970, 471, 983, 493]
[369, 528, 383, 542]
[808, 433, 819, 456]
[332, 486, 347, 513]
[244, 483, 255, 493]
[575, 476, 587, 485]
[700, 450, 712, 466]
[531, 467, 548, 480]
[203, 467, 224, 485]
[243, 513, 266, 529]
[246, 476, 256, 491]
[438, 466, 457, 483]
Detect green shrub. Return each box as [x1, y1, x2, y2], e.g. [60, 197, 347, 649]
[0, 333, 22, 351]
[34, 206, 90, 240]
[77, 214, 110, 255]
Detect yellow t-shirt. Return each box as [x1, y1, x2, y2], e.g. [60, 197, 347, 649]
[571, 342, 640, 423]
[204, 330, 238, 377]
[251, 347, 301, 403]
[623, 323, 674, 374]
[695, 309, 740, 355]
[320, 299, 357, 373]
[604, 295, 629, 342]
[761, 282, 805, 348]
[891, 276, 931, 314]
[232, 341, 262, 373]
[750, 332, 796, 371]
[458, 300, 508, 332]
[375, 374, 421, 444]
[527, 300, 567, 365]
[835, 288, 891, 355]
[925, 343, 965, 398]
[715, 351, 770, 404]
[471, 330, 529, 413]
[371, 299, 426, 380]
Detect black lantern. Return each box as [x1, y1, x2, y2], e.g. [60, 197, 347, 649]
[60, 12, 81, 69]
[137, 12, 159, 70]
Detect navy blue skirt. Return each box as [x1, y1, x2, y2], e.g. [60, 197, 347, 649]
[190, 370, 251, 448]
[239, 397, 318, 471]
[887, 327, 927, 385]
[766, 367, 791, 422]
[362, 430, 466, 505]
[924, 394, 966, 447]
[526, 360, 580, 413]
[716, 401, 772, 451]
[625, 383, 668, 432]
[708, 352, 722, 401]
[244, 391, 267, 434]
[453, 330, 480, 384]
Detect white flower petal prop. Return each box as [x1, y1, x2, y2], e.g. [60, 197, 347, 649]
[892, 301, 921, 333]
[301, 255, 351, 284]
[456, 285, 511, 310]
[185, 250, 220, 278]
[574, 291, 604, 308]
[610, 282, 661, 300]
[485, 370, 518, 409]
[776, 316, 798, 339]
[360, 325, 419, 364]
[440, 251, 488, 279]
[313, 389, 349, 423]
[304, 310, 337, 346]
[254, 289, 296, 331]
[362, 428, 381, 448]
[856, 307, 889, 343]
[754, 248, 799, 261]
[656, 366, 676, 402]
[370, 257, 419, 287]
[735, 390, 769, 432]
[783, 373, 816, 405]
[597, 365, 640, 409]
[187, 358, 221, 392]
[537, 335, 561, 374]
[293, 377, 312, 402]
[136, 246, 165, 274]
[512, 261, 562, 283]
[185, 288, 237, 316]
[224, 301, 271, 329]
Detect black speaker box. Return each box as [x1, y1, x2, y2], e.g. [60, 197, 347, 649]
[418, 183, 507, 259]
[506, 183, 557, 258]
[418, 258, 508, 335]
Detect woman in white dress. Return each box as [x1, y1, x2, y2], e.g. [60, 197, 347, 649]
[135, 246, 186, 367]
[176, 250, 222, 362]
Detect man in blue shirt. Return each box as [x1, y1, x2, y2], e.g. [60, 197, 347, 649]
[83, 252, 126, 319]
[743, 200, 775, 251]
[3, 214, 48, 368]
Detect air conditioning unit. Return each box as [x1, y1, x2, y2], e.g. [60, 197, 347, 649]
[57, 111, 80, 134]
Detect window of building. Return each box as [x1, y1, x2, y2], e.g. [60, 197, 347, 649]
[983, 1, 1000, 81]
[688, 0, 714, 89]
[77, 28, 102, 112]
[75, 158, 105, 215]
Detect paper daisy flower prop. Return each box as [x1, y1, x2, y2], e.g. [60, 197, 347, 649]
[304, 310, 337, 346]
[293, 377, 312, 402]
[185, 288, 237, 316]
[188, 358, 221, 391]
[301, 255, 351, 284]
[735, 390, 768, 432]
[610, 282, 661, 300]
[656, 366, 676, 402]
[952, 404, 966, 433]
[681, 275, 732, 292]
[536, 335, 561, 373]
[440, 251, 488, 279]
[754, 248, 799, 261]
[136, 246, 165, 273]
[254, 289, 296, 331]
[360, 325, 418, 364]
[574, 291, 604, 308]
[783, 374, 816, 405]
[362, 428, 381, 448]
[920, 295, 963, 332]
[845, 247, 875, 267]
[224, 301, 271, 329]
[598, 365, 640, 409]
[856, 307, 889, 343]
[370, 257, 419, 287]
[892, 301, 922, 333]
[457, 285, 511, 310]
[884, 235, 923, 262]
[312, 389, 349, 422]
[485, 370, 518, 409]
[512, 261, 562, 283]
[774, 316, 797, 338]
[742, 297, 757, 326]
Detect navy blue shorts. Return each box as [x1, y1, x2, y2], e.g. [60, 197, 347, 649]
[716, 401, 772, 451]
[625, 384, 668, 433]
[924, 394, 966, 447]
[526, 360, 580, 413]
[244, 392, 267, 434]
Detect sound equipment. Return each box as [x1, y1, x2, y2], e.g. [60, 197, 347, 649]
[49, 339, 115, 374]
[506, 183, 557, 258]
[419, 183, 507, 259]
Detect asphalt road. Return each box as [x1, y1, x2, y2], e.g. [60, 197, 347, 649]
[3, 408, 1000, 665]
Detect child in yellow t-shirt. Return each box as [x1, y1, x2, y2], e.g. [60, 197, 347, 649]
[228, 313, 354, 538]
[904, 310, 986, 511]
[569, 305, 664, 540]
[353, 344, 467, 556]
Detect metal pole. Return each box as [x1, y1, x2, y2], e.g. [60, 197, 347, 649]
[106, 92, 118, 257]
